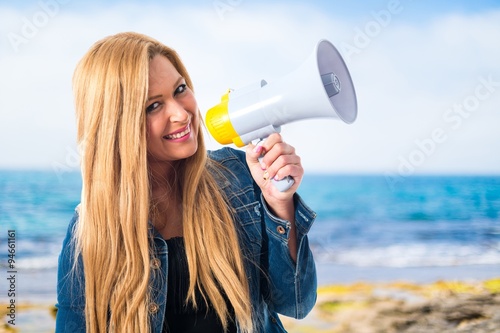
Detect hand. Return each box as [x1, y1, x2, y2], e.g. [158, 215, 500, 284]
[245, 133, 303, 205]
[246, 133, 302, 261]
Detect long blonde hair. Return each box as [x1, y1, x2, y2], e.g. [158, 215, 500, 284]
[73, 32, 252, 332]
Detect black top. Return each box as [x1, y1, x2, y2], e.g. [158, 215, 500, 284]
[163, 237, 237, 333]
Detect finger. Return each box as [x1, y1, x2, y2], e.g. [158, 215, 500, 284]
[276, 162, 303, 179]
[246, 141, 265, 165]
[258, 133, 282, 154]
[270, 155, 302, 181]
[261, 143, 296, 173]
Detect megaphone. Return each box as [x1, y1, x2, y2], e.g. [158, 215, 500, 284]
[205, 39, 357, 190]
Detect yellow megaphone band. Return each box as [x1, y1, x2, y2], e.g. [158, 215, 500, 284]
[205, 90, 245, 147]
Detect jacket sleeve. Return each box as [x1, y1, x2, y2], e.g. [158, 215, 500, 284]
[259, 191, 318, 319]
[208, 147, 318, 319]
[55, 211, 86, 333]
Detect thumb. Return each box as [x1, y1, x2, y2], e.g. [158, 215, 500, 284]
[246, 142, 268, 177]
[246, 142, 263, 164]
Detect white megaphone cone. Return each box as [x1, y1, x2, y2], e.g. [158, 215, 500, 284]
[206, 39, 357, 190]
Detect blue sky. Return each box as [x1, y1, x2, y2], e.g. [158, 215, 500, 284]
[1, 0, 499, 176]
[19, 0, 498, 20]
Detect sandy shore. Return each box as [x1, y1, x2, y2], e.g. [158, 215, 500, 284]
[2, 279, 499, 333]
[1, 301, 56, 333]
[281, 278, 500, 333]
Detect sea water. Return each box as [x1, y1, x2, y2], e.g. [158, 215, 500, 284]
[1, 170, 499, 300]
[302, 174, 500, 267]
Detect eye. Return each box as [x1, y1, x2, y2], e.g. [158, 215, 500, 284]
[146, 101, 161, 113]
[174, 84, 188, 96]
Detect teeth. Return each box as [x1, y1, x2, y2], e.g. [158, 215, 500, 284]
[165, 125, 190, 140]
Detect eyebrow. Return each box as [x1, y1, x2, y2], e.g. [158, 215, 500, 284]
[146, 76, 185, 102]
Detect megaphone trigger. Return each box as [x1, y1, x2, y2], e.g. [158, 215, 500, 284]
[271, 175, 295, 192]
[255, 138, 295, 192]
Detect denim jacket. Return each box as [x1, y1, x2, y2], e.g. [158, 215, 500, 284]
[56, 147, 317, 332]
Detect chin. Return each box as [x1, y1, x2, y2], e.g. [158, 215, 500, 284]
[173, 144, 199, 161]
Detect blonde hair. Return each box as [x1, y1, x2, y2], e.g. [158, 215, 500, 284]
[73, 32, 252, 332]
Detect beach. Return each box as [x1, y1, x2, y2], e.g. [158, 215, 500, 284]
[282, 278, 500, 333]
[1, 172, 499, 332]
[1, 280, 499, 332]
[281, 263, 500, 332]
[1, 263, 499, 332]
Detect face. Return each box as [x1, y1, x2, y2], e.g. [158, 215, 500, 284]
[146, 55, 199, 164]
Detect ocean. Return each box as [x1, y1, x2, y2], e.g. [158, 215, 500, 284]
[1, 170, 499, 302]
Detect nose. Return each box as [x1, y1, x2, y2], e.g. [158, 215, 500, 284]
[166, 100, 190, 123]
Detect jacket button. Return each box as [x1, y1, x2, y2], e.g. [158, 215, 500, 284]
[276, 225, 286, 234]
[149, 302, 159, 314]
[151, 258, 161, 269]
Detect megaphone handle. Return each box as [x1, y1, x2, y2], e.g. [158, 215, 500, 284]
[272, 175, 295, 192]
[256, 139, 295, 192]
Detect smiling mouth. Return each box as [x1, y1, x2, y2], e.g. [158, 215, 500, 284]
[164, 124, 191, 140]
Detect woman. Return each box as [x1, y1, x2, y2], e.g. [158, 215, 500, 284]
[56, 32, 317, 333]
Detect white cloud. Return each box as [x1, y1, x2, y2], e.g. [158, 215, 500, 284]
[0, 2, 499, 175]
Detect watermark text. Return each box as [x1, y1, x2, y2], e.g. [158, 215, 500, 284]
[6, 230, 17, 326]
